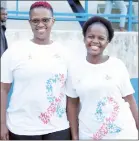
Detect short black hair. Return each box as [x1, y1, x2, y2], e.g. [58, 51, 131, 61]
[29, 1, 53, 17]
[83, 16, 114, 42]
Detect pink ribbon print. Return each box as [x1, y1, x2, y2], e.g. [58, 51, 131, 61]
[92, 97, 122, 140]
[39, 74, 66, 124]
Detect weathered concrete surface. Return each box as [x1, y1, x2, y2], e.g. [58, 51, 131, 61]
[6, 30, 138, 78]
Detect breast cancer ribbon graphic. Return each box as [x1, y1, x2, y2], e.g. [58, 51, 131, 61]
[39, 74, 65, 124]
[92, 97, 122, 140]
[39, 92, 64, 124]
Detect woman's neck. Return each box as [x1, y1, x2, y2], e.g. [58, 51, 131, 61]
[86, 54, 109, 64]
[32, 37, 52, 45]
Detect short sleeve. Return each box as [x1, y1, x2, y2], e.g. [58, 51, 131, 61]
[1, 49, 13, 83]
[66, 66, 78, 98]
[119, 60, 135, 97]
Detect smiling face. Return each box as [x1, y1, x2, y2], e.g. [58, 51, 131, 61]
[29, 7, 54, 41]
[1, 8, 7, 22]
[84, 23, 109, 56]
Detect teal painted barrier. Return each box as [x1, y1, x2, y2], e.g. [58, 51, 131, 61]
[131, 78, 138, 105]
[7, 78, 138, 106]
[7, 0, 138, 31]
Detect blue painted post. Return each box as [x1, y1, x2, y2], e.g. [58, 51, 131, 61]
[128, 0, 133, 31]
[85, 0, 88, 20]
[16, 0, 19, 16]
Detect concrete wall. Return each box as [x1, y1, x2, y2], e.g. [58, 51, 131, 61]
[1, 1, 7, 8]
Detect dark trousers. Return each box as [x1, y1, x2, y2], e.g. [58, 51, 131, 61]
[9, 128, 71, 140]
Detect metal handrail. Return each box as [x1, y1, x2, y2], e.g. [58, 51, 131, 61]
[7, 0, 138, 31]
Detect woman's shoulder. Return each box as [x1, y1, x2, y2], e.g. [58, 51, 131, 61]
[3, 39, 32, 58]
[110, 56, 126, 66]
[109, 56, 128, 72]
[8, 39, 31, 49]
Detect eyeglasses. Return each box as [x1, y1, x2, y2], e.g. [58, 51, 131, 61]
[1, 13, 8, 16]
[30, 17, 52, 26]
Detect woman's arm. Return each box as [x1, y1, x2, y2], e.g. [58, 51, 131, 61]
[0, 82, 11, 140]
[123, 94, 138, 129]
[67, 96, 79, 140]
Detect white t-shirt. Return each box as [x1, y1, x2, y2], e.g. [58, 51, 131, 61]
[66, 57, 138, 140]
[1, 40, 70, 135]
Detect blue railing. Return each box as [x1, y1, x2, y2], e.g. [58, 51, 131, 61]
[7, 0, 138, 31]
